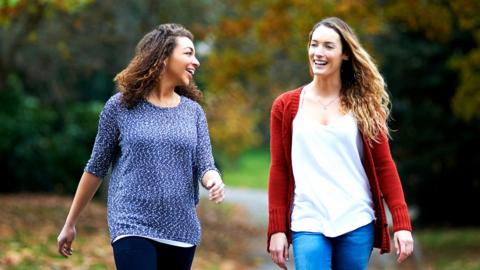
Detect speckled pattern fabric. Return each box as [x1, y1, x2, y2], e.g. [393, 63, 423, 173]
[85, 93, 218, 245]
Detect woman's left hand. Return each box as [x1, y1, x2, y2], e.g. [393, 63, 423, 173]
[394, 230, 414, 263]
[202, 171, 225, 204]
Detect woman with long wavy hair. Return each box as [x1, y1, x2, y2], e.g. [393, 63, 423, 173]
[267, 17, 414, 270]
[57, 23, 225, 270]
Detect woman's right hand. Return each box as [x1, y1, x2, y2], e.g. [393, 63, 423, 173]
[57, 224, 76, 257]
[269, 232, 289, 269]
[56, 173, 102, 258]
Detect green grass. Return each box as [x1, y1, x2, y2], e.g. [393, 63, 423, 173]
[416, 228, 480, 270]
[220, 148, 270, 190]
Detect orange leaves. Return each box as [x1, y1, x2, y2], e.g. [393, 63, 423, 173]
[255, 0, 293, 47]
[203, 48, 268, 91]
[450, 0, 480, 31]
[205, 85, 261, 158]
[200, 0, 480, 157]
[217, 17, 252, 39]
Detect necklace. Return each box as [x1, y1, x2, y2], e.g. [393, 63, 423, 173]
[306, 89, 340, 110]
[319, 95, 340, 110]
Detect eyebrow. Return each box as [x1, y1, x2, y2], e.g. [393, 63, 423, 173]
[184, 46, 195, 52]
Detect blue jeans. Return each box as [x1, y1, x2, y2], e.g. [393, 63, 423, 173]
[292, 222, 374, 270]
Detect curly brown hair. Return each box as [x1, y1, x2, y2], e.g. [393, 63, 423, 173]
[114, 23, 202, 108]
[308, 17, 391, 143]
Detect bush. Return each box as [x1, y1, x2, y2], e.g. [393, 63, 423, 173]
[1, 74, 103, 193]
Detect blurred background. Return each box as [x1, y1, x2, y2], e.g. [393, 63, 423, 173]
[0, 0, 479, 269]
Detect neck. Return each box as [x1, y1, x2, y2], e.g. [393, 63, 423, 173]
[148, 79, 179, 107]
[309, 74, 342, 97]
[154, 78, 176, 98]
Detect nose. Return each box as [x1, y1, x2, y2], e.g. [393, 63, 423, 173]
[192, 56, 200, 68]
[313, 46, 325, 57]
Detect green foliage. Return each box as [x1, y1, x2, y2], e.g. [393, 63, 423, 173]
[0, 73, 102, 193]
[1, 0, 480, 227]
[451, 47, 480, 121]
[375, 13, 480, 226]
[0, 0, 221, 193]
[0, 0, 94, 28]
[220, 148, 270, 190]
[1, 0, 20, 8]
[383, 0, 480, 122]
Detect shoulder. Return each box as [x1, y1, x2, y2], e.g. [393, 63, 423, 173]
[100, 93, 128, 119]
[104, 93, 124, 110]
[271, 86, 303, 111]
[182, 96, 205, 113]
[181, 96, 208, 125]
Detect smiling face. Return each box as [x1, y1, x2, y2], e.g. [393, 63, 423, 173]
[163, 36, 200, 87]
[308, 25, 348, 79]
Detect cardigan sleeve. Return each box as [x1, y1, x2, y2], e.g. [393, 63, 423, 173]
[371, 132, 412, 232]
[267, 98, 290, 237]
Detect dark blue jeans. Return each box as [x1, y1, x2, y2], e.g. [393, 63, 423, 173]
[292, 222, 374, 270]
[112, 236, 196, 270]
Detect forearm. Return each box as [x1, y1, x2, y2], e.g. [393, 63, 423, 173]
[64, 172, 102, 227]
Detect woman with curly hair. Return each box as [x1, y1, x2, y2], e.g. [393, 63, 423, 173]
[57, 23, 224, 270]
[267, 17, 413, 270]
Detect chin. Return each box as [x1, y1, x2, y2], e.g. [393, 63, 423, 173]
[312, 71, 326, 76]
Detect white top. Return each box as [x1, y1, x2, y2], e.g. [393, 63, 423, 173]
[290, 91, 375, 237]
[113, 235, 194, 248]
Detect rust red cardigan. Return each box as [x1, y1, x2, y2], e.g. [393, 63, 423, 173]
[267, 87, 412, 254]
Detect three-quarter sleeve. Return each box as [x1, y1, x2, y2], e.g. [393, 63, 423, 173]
[193, 105, 218, 183]
[84, 96, 120, 178]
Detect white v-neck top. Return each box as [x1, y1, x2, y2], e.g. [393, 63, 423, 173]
[290, 91, 375, 237]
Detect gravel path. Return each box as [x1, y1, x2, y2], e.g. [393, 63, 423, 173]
[200, 187, 421, 270]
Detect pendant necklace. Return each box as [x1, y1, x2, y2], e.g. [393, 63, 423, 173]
[307, 89, 340, 110]
[319, 95, 339, 110]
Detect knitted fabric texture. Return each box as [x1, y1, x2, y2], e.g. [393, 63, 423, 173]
[267, 87, 412, 254]
[85, 93, 217, 245]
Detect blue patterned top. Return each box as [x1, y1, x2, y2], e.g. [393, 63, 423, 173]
[85, 93, 218, 245]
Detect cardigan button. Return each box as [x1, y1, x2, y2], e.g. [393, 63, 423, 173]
[384, 224, 388, 228]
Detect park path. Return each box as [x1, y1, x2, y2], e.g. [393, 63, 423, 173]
[201, 187, 421, 270]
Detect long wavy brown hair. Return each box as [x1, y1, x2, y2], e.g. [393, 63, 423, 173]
[114, 23, 202, 108]
[308, 17, 391, 143]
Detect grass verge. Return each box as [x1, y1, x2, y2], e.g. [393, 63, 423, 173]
[220, 148, 270, 190]
[0, 194, 260, 270]
[416, 228, 480, 270]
